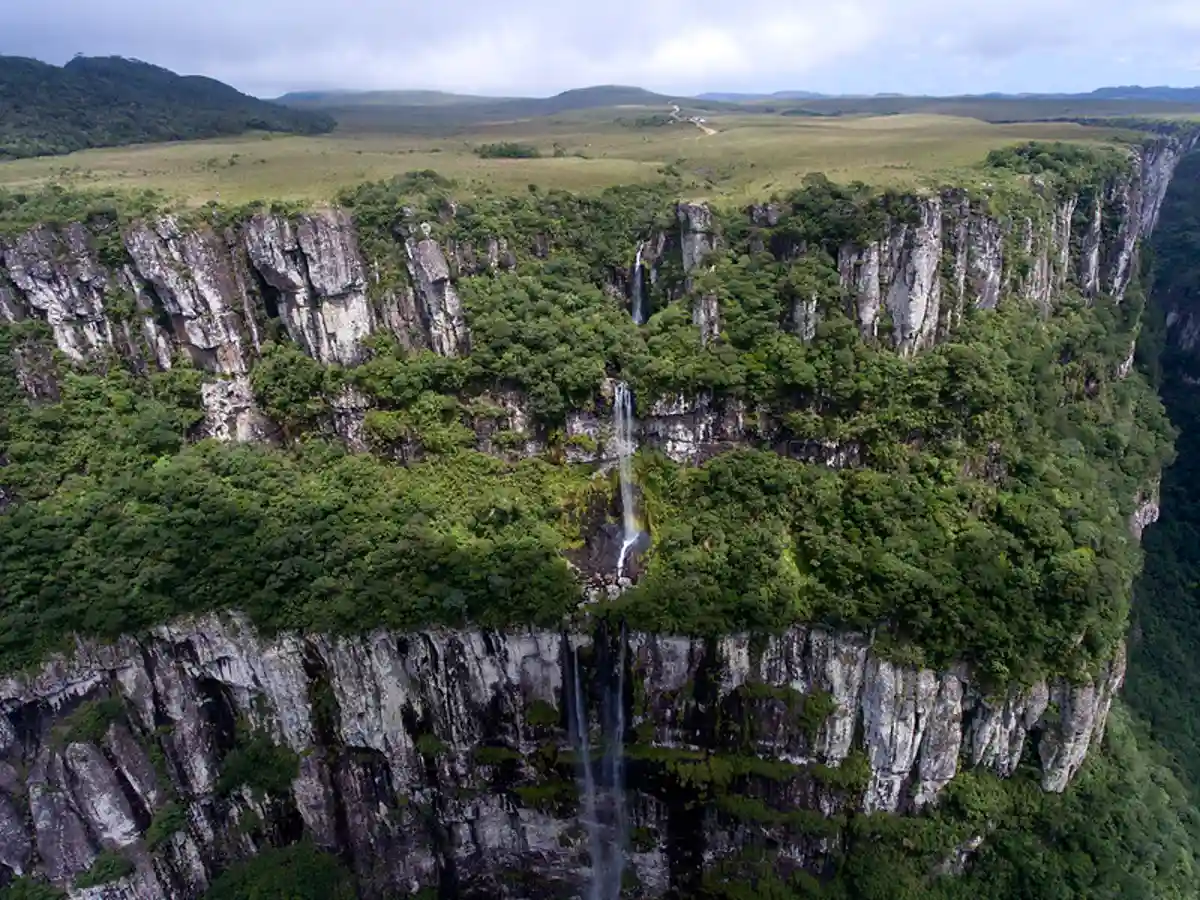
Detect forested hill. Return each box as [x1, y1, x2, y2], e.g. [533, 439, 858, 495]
[0, 55, 336, 159]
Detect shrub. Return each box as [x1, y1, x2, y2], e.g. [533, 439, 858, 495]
[73, 851, 133, 889]
[475, 142, 541, 159]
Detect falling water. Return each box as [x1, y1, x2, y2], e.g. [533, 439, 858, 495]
[569, 633, 628, 900]
[613, 382, 639, 578]
[570, 646, 604, 900]
[601, 628, 628, 898]
[631, 244, 646, 325]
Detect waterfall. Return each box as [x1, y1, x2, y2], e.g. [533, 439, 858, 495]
[570, 646, 604, 900]
[631, 244, 646, 325]
[569, 636, 628, 900]
[601, 627, 628, 898]
[613, 382, 639, 578]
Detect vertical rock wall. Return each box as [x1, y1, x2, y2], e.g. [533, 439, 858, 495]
[0, 617, 1125, 898]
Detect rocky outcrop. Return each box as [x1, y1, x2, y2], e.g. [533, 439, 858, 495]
[2, 128, 1195, 390]
[641, 393, 755, 463]
[945, 201, 1004, 313]
[0, 211, 478, 393]
[692, 293, 721, 345]
[201, 377, 275, 444]
[677, 202, 717, 274]
[790, 293, 819, 342]
[404, 235, 470, 357]
[124, 218, 250, 376]
[1, 224, 113, 361]
[885, 197, 943, 353]
[0, 616, 1122, 898]
[822, 131, 1200, 351]
[837, 243, 883, 336]
[1130, 482, 1162, 540]
[242, 212, 374, 366]
[1039, 644, 1127, 792]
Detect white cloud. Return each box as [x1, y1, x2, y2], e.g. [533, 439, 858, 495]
[2, 0, 1199, 96]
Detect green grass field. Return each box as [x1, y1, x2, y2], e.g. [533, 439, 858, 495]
[0, 109, 1146, 207]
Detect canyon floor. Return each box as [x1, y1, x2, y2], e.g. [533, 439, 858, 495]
[0, 109, 1154, 206]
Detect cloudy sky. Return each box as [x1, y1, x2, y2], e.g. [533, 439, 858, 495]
[5, 0, 1200, 98]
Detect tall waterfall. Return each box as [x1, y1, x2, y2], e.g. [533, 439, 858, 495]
[613, 382, 639, 578]
[631, 244, 646, 325]
[568, 632, 628, 900]
[570, 647, 604, 900]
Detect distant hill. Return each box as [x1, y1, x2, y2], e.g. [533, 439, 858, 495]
[529, 85, 677, 113]
[696, 90, 828, 101]
[1088, 85, 1200, 102]
[277, 80, 1200, 135]
[0, 55, 335, 159]
[696, 85, 1200, 104]
[280, 84, 675, 114]
[276, 84, 704, 131]
[277, 89, 506, 108]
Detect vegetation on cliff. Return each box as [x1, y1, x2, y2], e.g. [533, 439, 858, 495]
[2, 140, 1199, 898]
[0, 149, 1170, 686]
[0, 55, 335, 160]
[1125, 149, 1200, 791]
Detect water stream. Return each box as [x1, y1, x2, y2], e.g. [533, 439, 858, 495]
[613, 382, 639, 579]
[567, 243, 649, 897]
[601, 629, 628, 898]
[569, 633, 628, 900]
[631, 243, 646, 325]
[570, 646, 605, 900]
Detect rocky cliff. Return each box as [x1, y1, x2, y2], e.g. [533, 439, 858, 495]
[1, 129, 1196, 898]
[0, 615, 1124, 899]
[2, 132, 1195, 449]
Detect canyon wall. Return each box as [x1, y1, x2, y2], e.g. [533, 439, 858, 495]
[2, 132, 1196, 461]
[0, 616, 1124, 899]
[1, 129, 1197, 897]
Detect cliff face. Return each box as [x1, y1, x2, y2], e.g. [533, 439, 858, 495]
[0, 615, 1124, 899]
[2, 133, 1194, 458]
[0, 132, 1195, 897]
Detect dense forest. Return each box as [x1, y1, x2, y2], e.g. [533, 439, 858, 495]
[0, 55, 335, 159]
[3, 142, 1200, 898]
[1124, 150, 1200, 789]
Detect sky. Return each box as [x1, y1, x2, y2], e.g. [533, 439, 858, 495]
[4, 0, 1200, 99]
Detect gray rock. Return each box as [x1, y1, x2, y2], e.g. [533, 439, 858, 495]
[0, 282, 23, 324]
[1039, 645, 1126, 792]
[63, 743, 141, 849]
[1130, 483, 1161, 541]
[243, 212, 375, 365]
[28, 751, 97, 883]
[677, 202, 717, 273]
[838, 242, 883, 338]
[2, 224, 113, 360]
[693, 294, 721, 345]
[860, 659, 939, 812]
[791, 294, 819, 343]
[0, 614, 1143, 894]
[331, 386, 372, 453]
[405, 236, 470, 357]
[1079, 196, 1103, 297]
[201, 377, 273, 443]
[914, 673, 964, 808]
[968, 681, 1050, 777]
[124, 219, 248, 375]
[883, 197, 942, 354]
[0, 785, 31, 877]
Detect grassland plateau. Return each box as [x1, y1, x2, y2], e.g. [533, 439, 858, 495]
[4, 82, 1197, 208]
